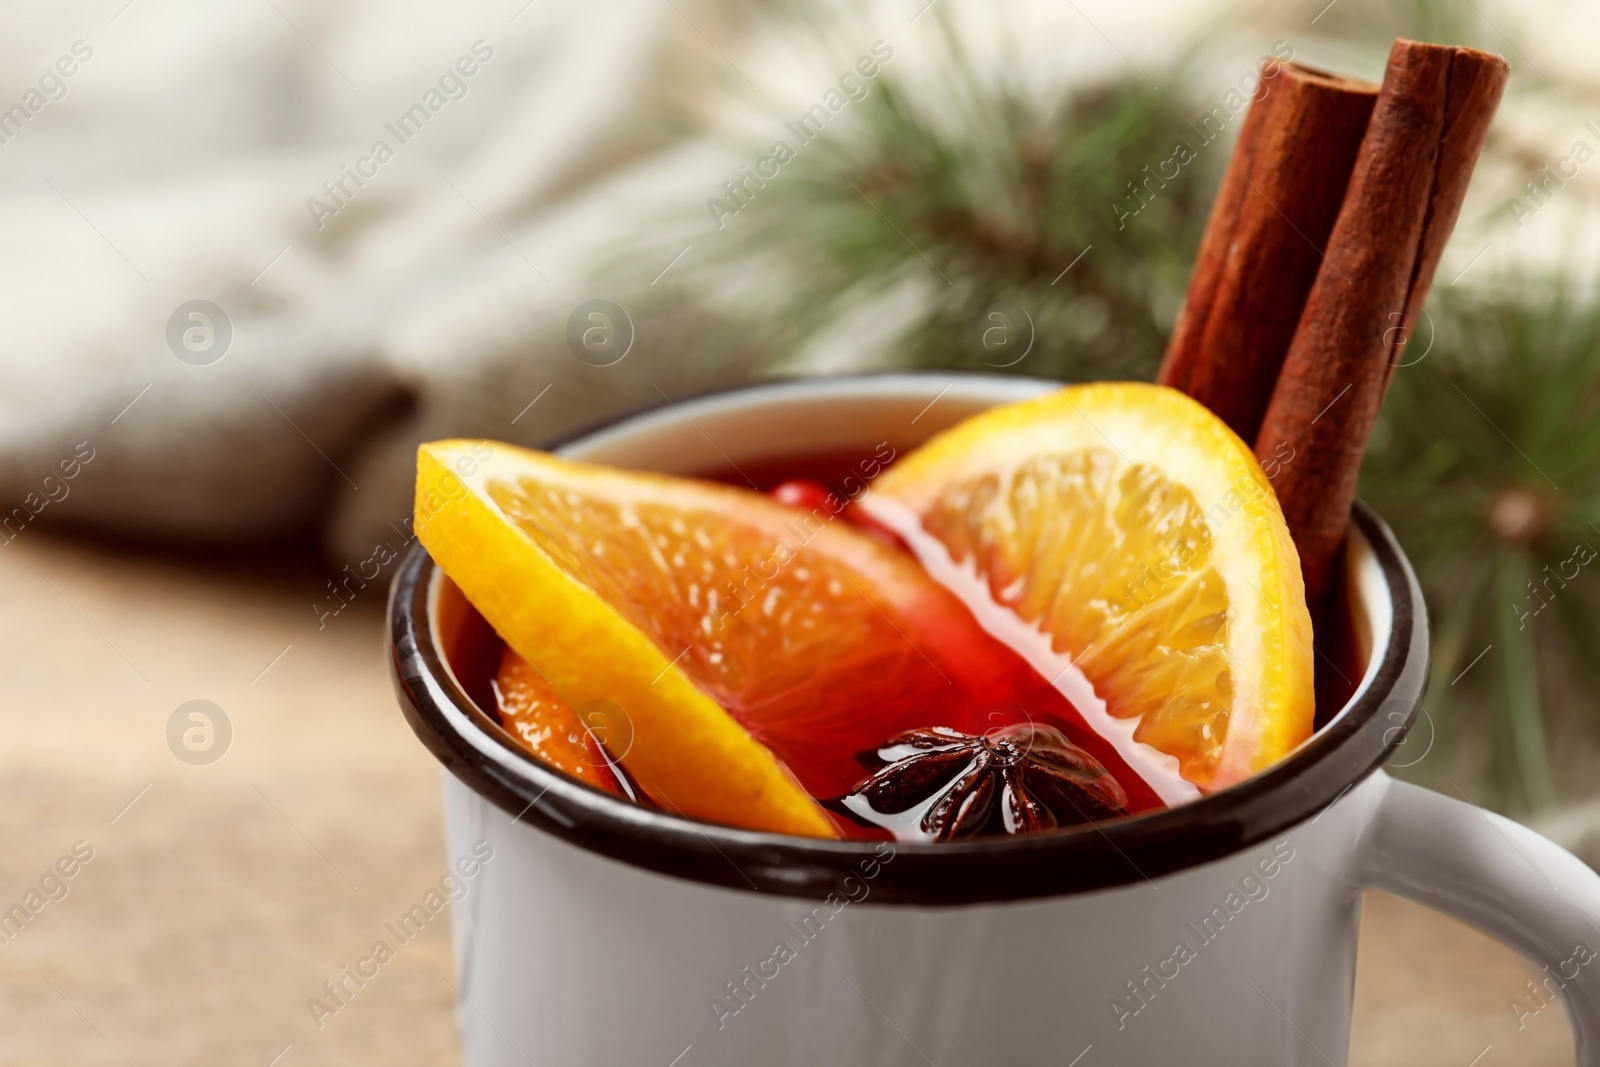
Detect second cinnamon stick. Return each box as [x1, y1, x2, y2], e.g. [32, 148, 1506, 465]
[1255, 39, 1510, 598]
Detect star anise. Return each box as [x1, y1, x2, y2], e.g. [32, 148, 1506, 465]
[832, 724, 1129, 841]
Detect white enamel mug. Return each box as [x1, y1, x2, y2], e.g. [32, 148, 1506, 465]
[388, 374, 1600, 1066]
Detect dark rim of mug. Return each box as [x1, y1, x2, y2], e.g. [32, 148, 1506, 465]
[387, 383, 1429, 906]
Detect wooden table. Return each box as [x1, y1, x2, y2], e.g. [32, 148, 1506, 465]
[0, 534, 1575, 1065]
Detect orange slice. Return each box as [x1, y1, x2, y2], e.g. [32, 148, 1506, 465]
[491, 647, 625, 797]
[414, 441, 1013, 838]
[863, 382, 1315, 792]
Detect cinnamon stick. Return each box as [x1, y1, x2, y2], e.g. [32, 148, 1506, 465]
[1159, 61, 1379, 443]
[1255, 40, 1509, 598]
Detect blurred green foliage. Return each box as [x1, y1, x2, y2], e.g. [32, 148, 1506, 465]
[1362, 284, 1600, 812]
[714, 21, 1214, 380]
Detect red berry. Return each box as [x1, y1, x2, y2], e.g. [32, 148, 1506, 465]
[769, 479, 836, 512]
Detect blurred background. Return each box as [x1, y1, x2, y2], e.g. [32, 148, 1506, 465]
[3, 0, 1598, 1062]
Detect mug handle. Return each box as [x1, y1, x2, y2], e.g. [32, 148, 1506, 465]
[1356, 773, 1600, 1061]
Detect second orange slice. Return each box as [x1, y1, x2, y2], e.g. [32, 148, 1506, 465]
[863, 383, 1316, 792]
